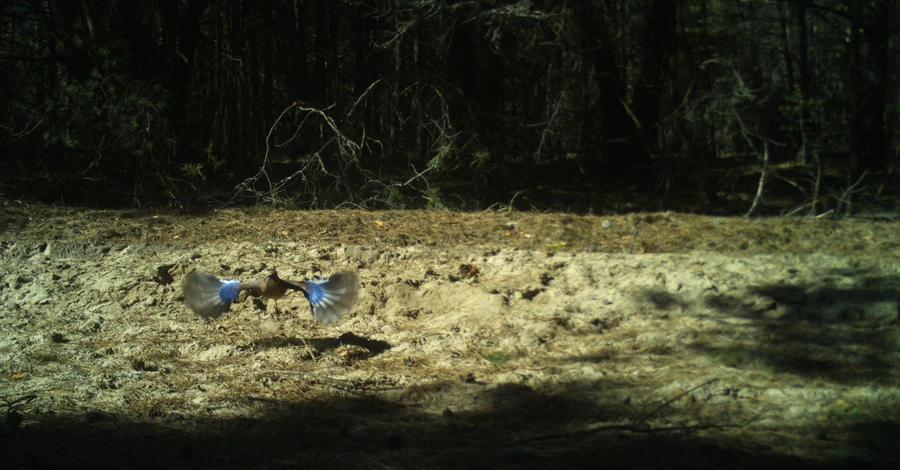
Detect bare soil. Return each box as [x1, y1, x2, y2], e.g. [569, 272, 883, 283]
[1, 202, 899, 469]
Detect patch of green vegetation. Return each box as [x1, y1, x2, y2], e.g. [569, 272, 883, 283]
[712, 349, 753, 367]
[245, 203, 274, 214]
[423, 187, 450, 210]
[387, 185, 405, 208]
[484, 350, 512, 364]
[710, 349, 775, 373]
[180, 162, 206, 182]
[470, 148, 491, 171]
[824, 399, 873, 422]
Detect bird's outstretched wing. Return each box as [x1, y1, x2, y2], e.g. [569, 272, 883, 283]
[182, 271, 243, 319]
[298, 272, 359, 323]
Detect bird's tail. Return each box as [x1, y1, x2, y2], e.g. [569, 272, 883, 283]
[304, 272, 359, 323]
[183, 271, 242, 319]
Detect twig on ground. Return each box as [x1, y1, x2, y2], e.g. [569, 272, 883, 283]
[745, 142, 769, 217]
[506, 416, 763, 447]
[266, 370, 402, 393]
[634, 378, 719, 426]
[629, 227, 639, 254]
[503, 379, 770, 447]
[508, 190, 528, 212]
[1, 394, 38, 410]
[298, 337, 317, 362]
[834, 170, 868, 217]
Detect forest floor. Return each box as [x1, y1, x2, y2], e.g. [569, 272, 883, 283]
[1, 202, 899, 469]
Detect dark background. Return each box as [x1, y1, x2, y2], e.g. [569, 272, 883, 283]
[0, 0, 897, 213]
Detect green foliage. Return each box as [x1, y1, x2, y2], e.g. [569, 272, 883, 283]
[779, 86, 825, 137]
[180, 163, 206, 182]
[484, 350, 512, 364]
[428, 144, 453, 172]
[422, 187, 448, 210]
[203, 142, 226, 173]
[37, 45, 169, 178]
[823, 399, 872, 422]
[886, 103, 900, 118]
[710, 349, 775, 373]
[387, 186, 405, 207]
[470, 149, 492, 171]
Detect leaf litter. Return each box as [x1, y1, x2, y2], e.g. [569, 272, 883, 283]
[1, 203, 899, 468]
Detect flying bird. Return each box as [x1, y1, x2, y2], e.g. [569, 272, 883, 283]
[183, 268, 358, 323]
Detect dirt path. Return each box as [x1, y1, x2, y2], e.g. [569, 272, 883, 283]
[1, 205, 899, 468]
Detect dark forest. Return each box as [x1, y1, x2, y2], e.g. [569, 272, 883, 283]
[1, 0, 898, 213]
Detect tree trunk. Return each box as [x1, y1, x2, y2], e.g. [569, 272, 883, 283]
[848, 0, 888, 175]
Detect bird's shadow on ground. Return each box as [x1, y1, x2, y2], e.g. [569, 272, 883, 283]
[245, 331, 392, 356]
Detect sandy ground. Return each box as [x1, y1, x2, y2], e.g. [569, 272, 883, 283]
[1, 205, 899, 469]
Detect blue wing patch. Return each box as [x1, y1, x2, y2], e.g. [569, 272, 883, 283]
[304, 272, 359, 323]
[218, 280, 241, 303]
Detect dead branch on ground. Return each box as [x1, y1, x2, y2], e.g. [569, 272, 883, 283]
[504, 378, 767, 446]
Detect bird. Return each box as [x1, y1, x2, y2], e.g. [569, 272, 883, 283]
[182, 268, 358, 323]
